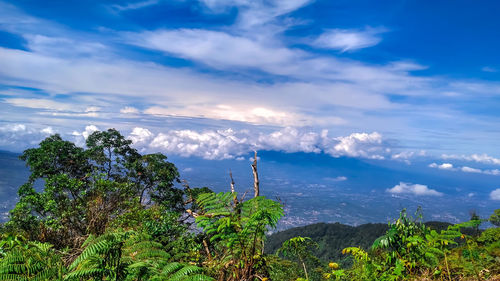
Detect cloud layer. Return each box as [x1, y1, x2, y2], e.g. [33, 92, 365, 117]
[1, 0, 500, 163]
[429, 162, 500, 176]
[133, 126, 390, 160]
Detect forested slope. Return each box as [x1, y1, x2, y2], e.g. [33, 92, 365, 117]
[266, 221, 453, 263]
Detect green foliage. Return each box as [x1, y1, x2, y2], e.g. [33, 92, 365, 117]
[0, 234, 25, 258]
[65, 230, 213, 281]
[489, 208, 500, 227]
[277, 236, 319, 281]
[266, 222, 392, 265]
[264, 255, 301, 281]
[0, 240, 64, 281]
[7, 129, 181, 247]
[195, 191, 283, 280]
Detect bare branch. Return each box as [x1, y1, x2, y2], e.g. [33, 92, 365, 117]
[229, 169, 236, 193]
[251, 151, 260, 197]
[186, 209, 200, 218]
[229, 169, 239, 206]
[202, 239, 213, 262]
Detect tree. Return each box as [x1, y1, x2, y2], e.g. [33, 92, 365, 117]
[489, 209, 500, 227]
[7, 129, 181, 247]
[277, 236, 318, 281]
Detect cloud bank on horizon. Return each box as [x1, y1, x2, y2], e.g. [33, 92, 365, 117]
[1, 0, 500, 171]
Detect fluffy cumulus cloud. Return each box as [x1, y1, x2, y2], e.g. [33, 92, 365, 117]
[149, 128, 250, 160]
[71, 125, 99, 145]
[128, 126, 393, 160]
[387, 182, 443, 196]
[490, 189, 500, 200]
[128, 127, 154, 144]
[0, 123, 409, 160]
[329, 132, 386, 159]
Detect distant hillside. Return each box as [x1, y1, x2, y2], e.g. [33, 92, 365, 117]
[0, 150, 29, 221]
[265, 221, 453, 263]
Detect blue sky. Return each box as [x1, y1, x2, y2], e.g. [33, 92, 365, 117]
[1, 0, 500, 203]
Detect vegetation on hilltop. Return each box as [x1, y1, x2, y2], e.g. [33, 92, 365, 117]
[0, 129, 498, 280]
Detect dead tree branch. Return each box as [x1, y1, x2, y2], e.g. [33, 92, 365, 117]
[251, 151, 260, 197]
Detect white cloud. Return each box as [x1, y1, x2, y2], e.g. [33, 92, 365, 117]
[387, 182, 443, 196]
[429, 162, 500, 176]
[312, 27, 386, 52]
[0, 123, 50, 151]
[461, 166, 482, 173]
[41, 126, 55, 135]
[3, 98, 102, 118]
[144, 104, 313, 126]
[198, 0, 312, 29]
[85, 106, 100, 112]
[429, 162, 454, 170]
[127, 29, 299, 73]
[324, 176, 347, 182]
[110, 0, 160, 12]
[256, 127, 324, 153]
[128, 127, 153, 144]
[120, 106, 140, 114]
[484, 169, 500, 175]
[442, 153, 500, 165]
[329, 132, 386, 159]
[0, 124, 26, 132]
[490, 189, 500, 200]
[4, 98, 75, 111]
[128, 126, 392, 160]
[391, 151, 414, 160]
[149, 128, 249, 160]
[24, 35, 108, 58]
[72, 125, 99, 139]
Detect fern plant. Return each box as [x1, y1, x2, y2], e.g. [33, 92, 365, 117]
[0, 241, 64, 281]
[195, 192, 283, 281]
[65, 230, 213, 281]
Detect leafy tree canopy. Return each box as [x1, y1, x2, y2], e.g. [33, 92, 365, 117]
[6, 129, 181, 247]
